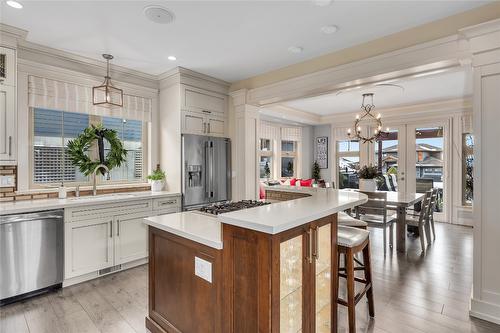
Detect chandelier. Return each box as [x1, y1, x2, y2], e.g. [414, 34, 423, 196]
[93, 54, 123, 108]
[347, 93, 386, 143]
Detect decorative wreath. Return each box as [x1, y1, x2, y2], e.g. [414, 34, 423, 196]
[67, 124, 127, 176]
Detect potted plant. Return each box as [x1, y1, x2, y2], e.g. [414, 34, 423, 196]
[148, 165, 166, 192]
[357, 165, 379, 191]
[264, 161, 271, 180]
[312, 161, 321, 182]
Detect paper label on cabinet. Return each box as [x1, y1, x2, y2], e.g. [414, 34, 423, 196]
[194, 256, 212, 283]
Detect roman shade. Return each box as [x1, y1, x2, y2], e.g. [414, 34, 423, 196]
[281, 126, 302, 141]
[260, 121, 280, 140]
[28, 75, 152, 122]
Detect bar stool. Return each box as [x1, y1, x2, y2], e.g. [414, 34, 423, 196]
[338, 211, 368, 229]
[337, 226, 374, 333]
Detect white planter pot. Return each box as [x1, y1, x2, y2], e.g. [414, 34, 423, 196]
[359, 179, 377, 192]
[151, 180, 164, 192]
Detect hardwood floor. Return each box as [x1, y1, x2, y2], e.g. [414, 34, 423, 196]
[1, 222, 499, 333]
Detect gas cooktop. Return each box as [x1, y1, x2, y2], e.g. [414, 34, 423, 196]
[198, 200, 270, 215]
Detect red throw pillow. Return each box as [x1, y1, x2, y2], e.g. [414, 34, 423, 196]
[289, 178, 298, 186]
[300, 179, 313, 187]
[259, 183, 266, 199]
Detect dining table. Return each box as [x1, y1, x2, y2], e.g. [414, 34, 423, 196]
[344, 189, 425, 253]
[382, 191, 425, 253]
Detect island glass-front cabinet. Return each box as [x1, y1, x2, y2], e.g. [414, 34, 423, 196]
[222, 214, 338, 333]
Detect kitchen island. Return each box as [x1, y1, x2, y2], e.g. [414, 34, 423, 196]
[143, 188, 367, 333]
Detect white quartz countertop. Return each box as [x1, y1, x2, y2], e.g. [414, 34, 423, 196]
[218, 189, 368, 234]
[0, 191, 180, 215]
[144, 212, 222, 250]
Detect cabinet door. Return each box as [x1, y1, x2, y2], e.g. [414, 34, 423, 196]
[114, 215, 149, 264]
[0, 85, 15, 161]
[182, 85, 226, 115]
[279, 228, 310, 333]
[314, 223, 334, 333]
[65, 219, 114, 279]
[206, 115, 225, 137]
[182, 110, 206, 135]
[0, 47, 16, 87]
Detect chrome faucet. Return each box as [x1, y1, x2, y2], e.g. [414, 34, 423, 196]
[92, 164, 110, 196]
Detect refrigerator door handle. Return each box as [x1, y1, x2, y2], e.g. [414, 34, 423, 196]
[209, 141, 215, 198]
[181, 136, 186, 194]
[205, 141, 210, 199]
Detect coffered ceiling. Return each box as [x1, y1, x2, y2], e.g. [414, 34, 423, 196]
[0, 1, 491, 82]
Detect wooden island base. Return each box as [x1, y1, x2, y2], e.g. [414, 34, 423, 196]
[146, 213, 338, 333]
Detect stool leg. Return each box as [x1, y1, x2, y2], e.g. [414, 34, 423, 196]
[363, 242, 375, 317]
[346, 249, 356, 333]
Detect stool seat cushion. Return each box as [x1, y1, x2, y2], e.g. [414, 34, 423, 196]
[338, 212, 368, 228]
[338, 226, 370, 248]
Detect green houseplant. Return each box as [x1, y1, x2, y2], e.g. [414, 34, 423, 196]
[264, 161, 271, 179]
[357, 165, 379, 191]
[312, 161, 321, 182]
[148, 165, 166, 192]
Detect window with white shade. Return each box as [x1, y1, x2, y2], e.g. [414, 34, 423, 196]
[31, 108, 146, 187]
[281, 140, 297, 178]
[336, 139, 360, 189]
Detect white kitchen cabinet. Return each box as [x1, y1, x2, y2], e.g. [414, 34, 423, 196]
[64, 218, 114, 279]
[181, 109, 226, 137]
[181, 85, 227, 115]
[64, 196, 181, 282]
[0, 47, 16, 87]
[114, 214, 149, 265]
[0, 84, 16, 162]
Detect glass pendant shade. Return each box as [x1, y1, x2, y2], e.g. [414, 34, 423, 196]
[93, 54, 123, 108]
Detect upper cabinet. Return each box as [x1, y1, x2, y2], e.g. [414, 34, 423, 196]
[0, 47, 16, 163]
[180, 84, 228, 137]
[0, 47, 16, 87]
[181, 85, 227, 115]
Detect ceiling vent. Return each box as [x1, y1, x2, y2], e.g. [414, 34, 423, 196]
[144, 5, 175, 24]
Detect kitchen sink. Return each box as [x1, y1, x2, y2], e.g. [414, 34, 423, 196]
[67, 193, 138, 201]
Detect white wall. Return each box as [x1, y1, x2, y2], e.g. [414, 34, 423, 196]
[301, 125, 314, 179]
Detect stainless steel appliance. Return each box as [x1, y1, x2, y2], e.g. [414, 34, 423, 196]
[1, 210, 64, 305]
[182, 134, 231, 210]
[198, 200, 270, 215]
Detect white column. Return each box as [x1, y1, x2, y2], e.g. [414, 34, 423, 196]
[461, 18, 500, 325]
[229, 89, 260, 201]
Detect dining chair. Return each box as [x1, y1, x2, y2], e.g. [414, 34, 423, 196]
[355, 191, 396, 255]
[405, 190, 432, 252]
[427, 188, 438, 240]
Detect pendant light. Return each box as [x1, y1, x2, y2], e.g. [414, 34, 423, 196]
[93, 54, 123, 108]
[347, 93, 386, 143]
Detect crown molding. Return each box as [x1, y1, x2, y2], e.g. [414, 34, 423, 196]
[158, 66, 229, 87]
[261, 105, 321, 125]
[0, 23, 28, 40]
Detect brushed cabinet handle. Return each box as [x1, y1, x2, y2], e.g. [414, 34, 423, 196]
[117, 220, 120, 236]
[110, 221, 113, 238]
[202, 110, 211, 114]
[306, 229, 312, 264]
[8, 136, 12, 156]
[207, 123, 211, 134]
[312, 227, 319, 260]
[203, 122, 207, 133]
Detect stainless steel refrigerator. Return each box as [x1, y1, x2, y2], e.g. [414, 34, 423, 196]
[181, 134, 231, 210]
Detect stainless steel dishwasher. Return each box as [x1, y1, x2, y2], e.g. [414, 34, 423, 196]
[0, 209, 64, 305]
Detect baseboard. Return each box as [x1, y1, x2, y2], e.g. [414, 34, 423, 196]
[63, 257, 148, 287]
[470, 298, 500, 325]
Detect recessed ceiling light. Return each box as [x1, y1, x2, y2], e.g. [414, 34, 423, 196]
[321, 25, 338, 34]
[143, 5, 175, 24]
[167, 55, 176, 61]
[6, 0, 23, 9]
[288, 46, 304, 54]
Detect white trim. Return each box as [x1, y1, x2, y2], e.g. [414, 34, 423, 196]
[470, 298, 500, 325]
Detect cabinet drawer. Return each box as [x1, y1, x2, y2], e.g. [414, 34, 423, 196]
[66, 200, 152, 222]
[182, 85, 226, 115]
[153, 196, 181, 211]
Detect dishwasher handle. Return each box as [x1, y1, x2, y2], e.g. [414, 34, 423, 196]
[1, 210, 64, 225]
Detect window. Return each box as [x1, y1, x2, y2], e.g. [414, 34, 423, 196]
[337, 139, 360, 189]
[281, 140, 297, 178]
[462, 133, 474, 206]
[32, 108, 146, 187]
[259, 138, 273, 179]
